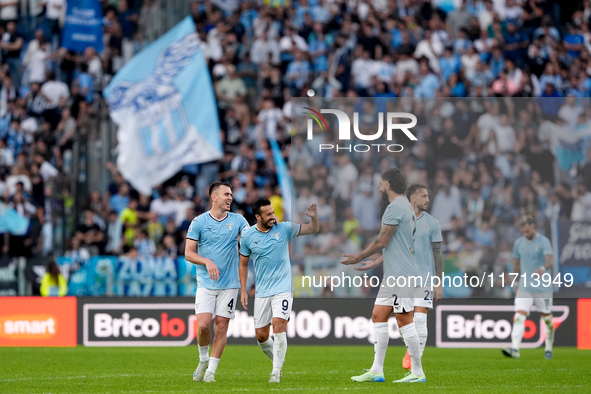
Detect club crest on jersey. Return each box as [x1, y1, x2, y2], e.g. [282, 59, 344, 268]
[271, 232, 280, 239]
[225, 223, 234, 230]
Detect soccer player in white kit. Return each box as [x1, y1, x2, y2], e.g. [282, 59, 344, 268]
[341, 168, 426, 383]
[502, 215, 555, 359]
[185, 182, 249, 382]
[239, 198, 319, 383]
[357, 183, 443, 371]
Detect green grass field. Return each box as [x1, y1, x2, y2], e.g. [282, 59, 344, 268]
[1, 346, 590, 393]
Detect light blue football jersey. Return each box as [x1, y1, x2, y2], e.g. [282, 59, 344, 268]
[414, 212, 443, 282]
[240, 221, 301, 298]
[512, 233, 553, 293]
[382, 196, 419, 278]
[186, 211, 249, 290]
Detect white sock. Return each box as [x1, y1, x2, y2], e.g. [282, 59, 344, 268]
[369, 322, 389, 375]
[258, 337, 274, 361]
[414, 312, 428, 357]
[543, 314, 555, 352]
[400, 323, 424, 377]
[206, 357, 220, 374]
[198, 345, 209, 362]
[272, 332, 287, 373]
[511, 313, 525, 350]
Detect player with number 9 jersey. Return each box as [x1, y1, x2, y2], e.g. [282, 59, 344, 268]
[239, 198, 319, 383]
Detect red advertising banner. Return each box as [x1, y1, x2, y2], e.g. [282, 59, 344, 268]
[0, 297, 77, 347]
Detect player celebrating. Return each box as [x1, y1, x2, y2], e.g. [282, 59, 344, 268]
[356, 183, 443, 371]
[503, 215, 555, 360]
[239, 198, 319, 383]
[185, 181, 249, 383]
[341, 168, 426, 383]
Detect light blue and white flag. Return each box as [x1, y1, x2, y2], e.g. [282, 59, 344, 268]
[0, 202, 30, 236]
[270, 139, 294, 220]
[104, 16, 222, 195]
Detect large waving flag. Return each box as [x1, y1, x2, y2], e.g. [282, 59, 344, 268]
[270, 139, 294, 221]
[104, 17, 222, 195]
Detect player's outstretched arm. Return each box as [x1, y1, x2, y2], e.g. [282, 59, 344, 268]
[299, 203, 319, 236]
[340, 224, 397, 265]
[354, 255, 384, 271]
[432, 242, 443, 301]
[239, 254, 250, 309]
[184, 239, 220, 281]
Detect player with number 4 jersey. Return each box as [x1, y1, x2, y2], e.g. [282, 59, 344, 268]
[239, 198, 319, 383]
[185, 182, 249, 383]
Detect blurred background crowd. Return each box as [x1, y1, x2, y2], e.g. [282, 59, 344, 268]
[1, 0, 590, 297]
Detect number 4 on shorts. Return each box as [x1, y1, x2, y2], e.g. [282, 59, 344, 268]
[228, 299, 234, 309]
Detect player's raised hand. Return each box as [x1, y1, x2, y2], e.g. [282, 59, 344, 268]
[354, 259, 380, 271]
[304, 203, 317, 218]
[240, 290, 248, 310]
[205, 260, 220, 281]
[340, 254, 360, 265]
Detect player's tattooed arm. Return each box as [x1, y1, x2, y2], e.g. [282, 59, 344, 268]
[432, 242, 443, 300]
[340, 224, 397, 265]
[354, 255, 384, 271]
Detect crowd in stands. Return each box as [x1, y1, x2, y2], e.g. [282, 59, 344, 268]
[2, 0, 591, 297]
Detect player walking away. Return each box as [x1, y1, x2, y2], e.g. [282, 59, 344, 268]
[239, 198, 319, 383]
[356, 183, 443, 371]
[185, 181, 249, 383]
[340, 168, 426, 383]
[503, 215, 555, 360]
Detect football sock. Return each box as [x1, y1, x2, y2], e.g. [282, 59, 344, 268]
[272, 332, 287, 373]
[198, 345, 209, 362]
[400, 323, 424, 377]
[258, 337, 274, 361]
[511, 313, 525, 350]
[414, 312, 428, 357]
[543, 314, 555, 352]
[205, 357, 219, 374]
[370, 322, 389, 375]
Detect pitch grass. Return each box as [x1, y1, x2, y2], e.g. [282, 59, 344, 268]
[1, 346, 590, 393]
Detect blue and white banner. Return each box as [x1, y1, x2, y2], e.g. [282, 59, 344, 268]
[104, 16, 222, 195]
[61, 0, 104, 53]
[57, 256, 197, 297]
[0, 202, 30, 236]
[270, 139, 294, 220]
[540, 121, 591, 171]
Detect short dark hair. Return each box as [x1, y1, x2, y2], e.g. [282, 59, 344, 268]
[518, 215, 535, 227]
[406, 183, 428, 199]
[381, 168, 407, 194]
[209, 181, 232, 196]
[252, 198, 271, 216]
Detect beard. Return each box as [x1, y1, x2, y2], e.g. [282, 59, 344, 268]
[381, 190, 390, 203]
[262, 218, 276, 229]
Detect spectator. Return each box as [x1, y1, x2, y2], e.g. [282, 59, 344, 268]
[109, 183, 131, 215]
[40, 259, 67, 297]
